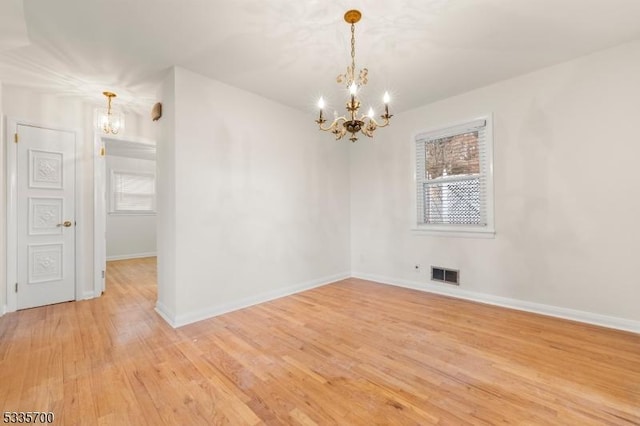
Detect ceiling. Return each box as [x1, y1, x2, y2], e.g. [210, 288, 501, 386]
[1, 0, 640, 115]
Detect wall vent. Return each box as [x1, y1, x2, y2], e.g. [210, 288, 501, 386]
[431, 266, 459, 285]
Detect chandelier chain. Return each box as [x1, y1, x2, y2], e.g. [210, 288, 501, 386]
[350, 23, 356, 82]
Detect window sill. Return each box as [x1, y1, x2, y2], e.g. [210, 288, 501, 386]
[411, 226, 495, 239]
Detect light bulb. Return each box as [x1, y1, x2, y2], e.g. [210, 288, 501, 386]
[349, 82, 358, 95]
[383, 91, 390, 104]
[367, 107, 374, 118]
[317, 97, 325, 109]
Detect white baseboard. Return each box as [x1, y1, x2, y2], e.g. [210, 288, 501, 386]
[0, 304, 6, 316]
[155, 301, 177, 327]
[107, 252, 157, 261]
[352, 272, 640, 334]
[162, 271, 351, 328]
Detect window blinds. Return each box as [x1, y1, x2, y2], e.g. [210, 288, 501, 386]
[111, 171, 156, 213]
[416, 119, 488, 226]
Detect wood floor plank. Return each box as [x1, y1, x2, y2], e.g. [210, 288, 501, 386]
[0, 257, 638, 424]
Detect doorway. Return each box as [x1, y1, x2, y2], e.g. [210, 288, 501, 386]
[94, 136, 157, 294]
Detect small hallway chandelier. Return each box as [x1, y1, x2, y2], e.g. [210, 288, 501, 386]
[99, 91, 124, 135]
[316, 10, 392, 143]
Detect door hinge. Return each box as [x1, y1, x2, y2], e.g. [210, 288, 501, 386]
[15, 283, 18, 293]
[102, 270, 105, 279]
[14, 133, 19, 143]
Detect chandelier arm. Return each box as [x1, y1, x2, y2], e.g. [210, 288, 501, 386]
[359, 116, 376, 138]
[330, 125, 347, 140]
[318, 116, 347, 132]
[375, 117, 391, 128]
[360, 127, 374, 138]
[361, 115, 379, 125]
[365, 115, 391, 128]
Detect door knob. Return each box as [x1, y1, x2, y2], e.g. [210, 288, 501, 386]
[57, 221, 73, 228]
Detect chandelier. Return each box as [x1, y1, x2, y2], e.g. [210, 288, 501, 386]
[315, 10, 392, 143]
[99, 91, 124, 134]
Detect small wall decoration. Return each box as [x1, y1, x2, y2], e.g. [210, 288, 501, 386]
[151, 102, 162, 121]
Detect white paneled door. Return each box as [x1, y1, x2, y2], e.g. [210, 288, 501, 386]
[16, 124, 76, 309]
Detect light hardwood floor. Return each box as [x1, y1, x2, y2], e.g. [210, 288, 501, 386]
[1, 257, 639, 425]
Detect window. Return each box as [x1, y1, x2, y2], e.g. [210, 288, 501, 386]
[110, 170, 156, 214]
[414, 116, 494, 236]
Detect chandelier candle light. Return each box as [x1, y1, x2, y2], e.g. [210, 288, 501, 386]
[316, 10, 392, 143]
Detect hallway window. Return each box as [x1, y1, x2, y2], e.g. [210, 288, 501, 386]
[110, 171, 156, 214]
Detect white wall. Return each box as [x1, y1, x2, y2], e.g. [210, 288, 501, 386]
[105, 155, 157, 260]
[156, 67, 351, 326]
[350, 40, 640, 327]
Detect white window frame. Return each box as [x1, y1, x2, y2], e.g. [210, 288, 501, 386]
[109, 170, 156, 215]
[412, 114, 495, 238]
